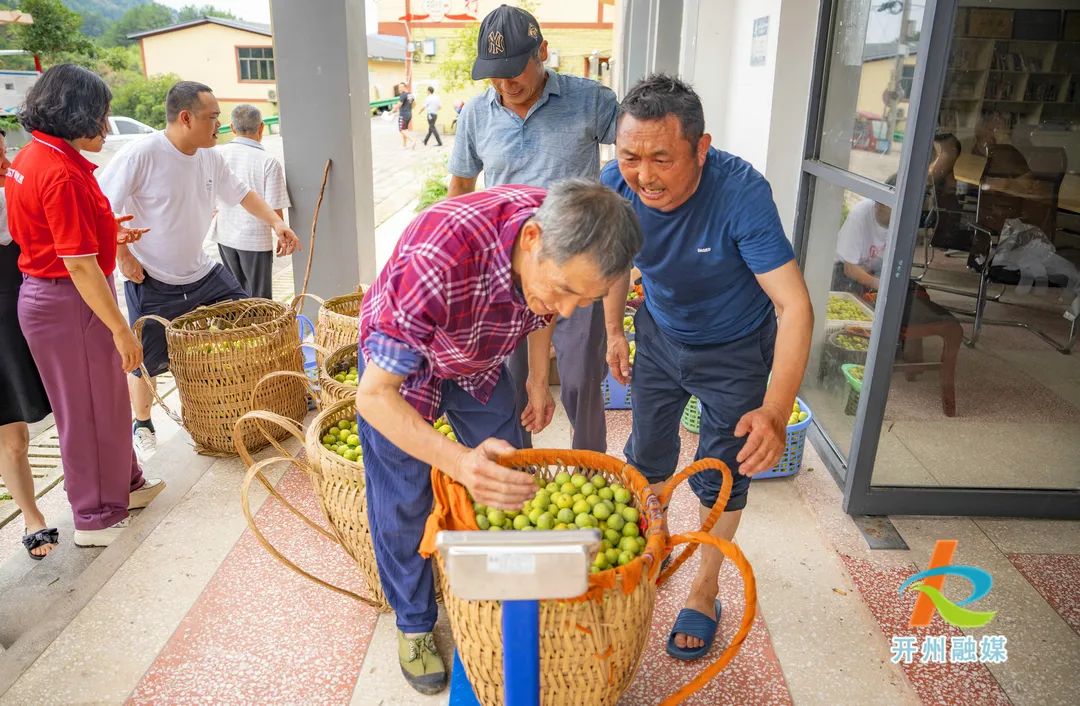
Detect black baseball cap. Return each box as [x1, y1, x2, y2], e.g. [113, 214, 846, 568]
[471, 4, 544, 80]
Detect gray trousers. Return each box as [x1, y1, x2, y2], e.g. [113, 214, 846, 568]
[507, 301, 607, 452]
[218, 244, 273, 299]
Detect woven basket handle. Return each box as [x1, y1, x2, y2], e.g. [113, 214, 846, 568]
[250, 369, 320, 410]
[657, 458, 734, 585]
[232, 408, 307, 476]
[240, 455, 383, 609]
[658, 530, 757, 706]
[289, 292, 326, 314]
[130, 314, 182, 424]
[298, 341, 331, 359]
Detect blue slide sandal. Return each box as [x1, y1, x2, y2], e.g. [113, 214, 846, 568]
[665, 599, 722, 661]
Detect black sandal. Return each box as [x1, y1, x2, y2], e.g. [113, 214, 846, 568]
[22, 528, 59, 560]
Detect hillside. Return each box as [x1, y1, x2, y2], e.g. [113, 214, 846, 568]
[63, 0, 145, 22]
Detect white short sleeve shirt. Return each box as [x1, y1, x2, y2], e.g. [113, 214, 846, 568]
[210, 137, 290, 252]
[836, 198, 889, 276]
[97, 131, 251, 285]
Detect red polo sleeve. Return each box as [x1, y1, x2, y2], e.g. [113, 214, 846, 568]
[41, 178, 99, 258]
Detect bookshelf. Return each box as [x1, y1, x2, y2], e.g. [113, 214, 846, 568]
[937, 8, 1080, 138]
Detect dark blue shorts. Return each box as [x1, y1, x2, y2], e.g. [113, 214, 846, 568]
[125, 264, 247, 377]
[624, 303, 776, 512]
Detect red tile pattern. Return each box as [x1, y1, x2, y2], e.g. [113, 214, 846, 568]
[608, 411, 792, 705]
[1007, 553, 1080, 635]
[619, 482, 791, 705]
[127, 464, 379, 705]
[838, 554, 1010, 705]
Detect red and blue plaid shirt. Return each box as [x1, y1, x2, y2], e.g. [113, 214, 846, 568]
[359, 185, 551, 421]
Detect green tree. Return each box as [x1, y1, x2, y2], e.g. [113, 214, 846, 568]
[109, 72, 179, 128]
[434, 22, 481, 92]
[15, 0, 94, 63]
[102, 2, 176, 47]
[78, 9, 111, 37]
[176, 4, 237, 22]
[433, 0, 538, 92]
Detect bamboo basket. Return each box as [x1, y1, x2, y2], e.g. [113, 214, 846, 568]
[133, 298, 306, 455]
[318, 343, 359, 407]
[294, 289, 364, 362]
[234, 400, 390, 611]
[421, 450, 757, 706]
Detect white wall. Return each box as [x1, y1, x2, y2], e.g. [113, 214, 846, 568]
[681, 0, 819, 236]
[683, 0, 778, 171]
[766, 1, 822, 234]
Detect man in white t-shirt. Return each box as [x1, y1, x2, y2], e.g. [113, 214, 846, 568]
[422, 86, 442, 147]
[98, 81, 300, 459]
[835, 174, 895, 294]
[211, 104, 290, 299]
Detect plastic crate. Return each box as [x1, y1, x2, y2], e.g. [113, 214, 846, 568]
[682, 396, 701, 433]
[842, 364, 864, 416]
[601, 372, 631, 410]
[825, 291, 874, 331]
[678, 396, 813, 479]
[755, 396, 814, 479]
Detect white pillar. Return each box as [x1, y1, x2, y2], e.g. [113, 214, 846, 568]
[271, 0, 377, 312]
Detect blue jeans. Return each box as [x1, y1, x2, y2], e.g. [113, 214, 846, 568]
[625, 303, 776, 511]
[356, 358, 522, 634]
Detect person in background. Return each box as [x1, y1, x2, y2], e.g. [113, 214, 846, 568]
[835, 174, 897, 295]
[422, 86, 443, 147]
[9, 64, 166, 548]
[98, 81, 300, 460]
[392, 82, 417, 149]
[0, 127, 57, 559]
[448, 4, 619, 454]
[601, 75, 813, 660]
[211, 104, 291, 300]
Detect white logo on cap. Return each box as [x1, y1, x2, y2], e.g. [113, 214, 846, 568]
[528, 24, 538, 39]
[488, 30, 504, 55]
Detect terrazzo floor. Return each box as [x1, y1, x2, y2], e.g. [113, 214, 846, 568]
[2, 402, 1075, 705]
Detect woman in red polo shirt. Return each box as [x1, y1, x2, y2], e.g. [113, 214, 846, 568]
[9, 64, 165, 548]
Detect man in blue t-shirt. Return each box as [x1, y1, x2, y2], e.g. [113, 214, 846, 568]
[601, 75, 813, 661]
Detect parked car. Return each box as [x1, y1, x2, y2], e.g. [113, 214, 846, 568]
[105, 116, 156, 145]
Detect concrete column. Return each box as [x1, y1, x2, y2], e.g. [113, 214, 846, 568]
[270, 0, 376, 316]
[617, 0, 683, 94]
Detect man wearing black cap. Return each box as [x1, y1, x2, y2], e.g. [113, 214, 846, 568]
[449, 4, 619, 456]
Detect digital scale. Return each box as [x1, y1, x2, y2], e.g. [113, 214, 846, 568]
[436, 529, 602, 706]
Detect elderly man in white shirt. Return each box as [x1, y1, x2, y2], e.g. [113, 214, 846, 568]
[211, 104, 291, 299]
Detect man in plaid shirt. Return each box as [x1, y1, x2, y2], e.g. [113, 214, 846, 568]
[355, 180, 641, 694]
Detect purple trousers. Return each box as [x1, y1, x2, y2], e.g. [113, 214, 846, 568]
[18, 275, 143, 530]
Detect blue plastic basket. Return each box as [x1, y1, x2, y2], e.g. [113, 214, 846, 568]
[601, 372, 631, 410]
[680, 396, 812, 479]
[755, 396, 813, 479]
[297, 314, 317, 376]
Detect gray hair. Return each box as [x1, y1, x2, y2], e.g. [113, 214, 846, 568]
[231, 104, 262, 135]
[533, 179, 642, 279]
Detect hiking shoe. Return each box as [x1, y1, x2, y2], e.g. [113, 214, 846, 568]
[133, 426, 157, 460]
[398, 631, 447, 695]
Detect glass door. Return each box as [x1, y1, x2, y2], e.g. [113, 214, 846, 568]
[796, 0, 1079, 519]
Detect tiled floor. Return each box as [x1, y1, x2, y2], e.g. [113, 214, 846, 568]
[3, 392, 1077, 705]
